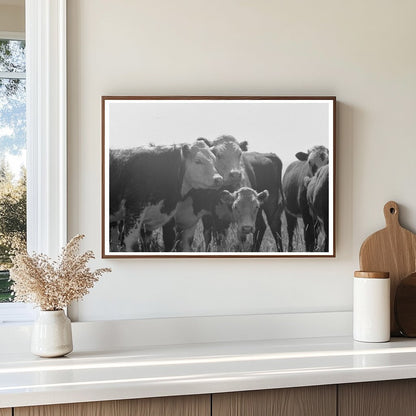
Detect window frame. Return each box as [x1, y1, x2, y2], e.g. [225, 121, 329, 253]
[0, 31, 25, 41]
[0, 31, 26, 79]
[0, 0, 67, 324]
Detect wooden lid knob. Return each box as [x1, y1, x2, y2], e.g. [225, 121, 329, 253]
[354, 271, 390, 279]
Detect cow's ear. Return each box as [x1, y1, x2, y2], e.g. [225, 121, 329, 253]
[257, 190, 269, 204]
[220, 190, 235, 205]
[182, 144, 191, 158]
[197, 137, 211, 147]
[296, 152, 308, 161]
[239, 140, 248, 151]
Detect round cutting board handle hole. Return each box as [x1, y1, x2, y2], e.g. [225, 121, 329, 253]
[390, 207, 396, 214]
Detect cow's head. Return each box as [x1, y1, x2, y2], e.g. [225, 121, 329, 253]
[221, 187, 269, 237]
[200, 135, 248, 188]
[181, 141, 223, 196]
[296, 145, 329, 175]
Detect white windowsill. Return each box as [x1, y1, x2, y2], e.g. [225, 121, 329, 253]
[0, 303, 36, 325]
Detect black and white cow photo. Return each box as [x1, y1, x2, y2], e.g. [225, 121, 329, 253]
[103, 97, 335, 257]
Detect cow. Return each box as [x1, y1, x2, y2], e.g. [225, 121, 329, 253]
[197, 135, 249, 188]
[282, 145, 329, 252]
[169, 135, 249, 251]
[241, 152, 284, 252]
[304, 164, 329, 252]
[220, 187, 269, 249]
[109, 140, 223, 252]
[173, 151, 284, 252]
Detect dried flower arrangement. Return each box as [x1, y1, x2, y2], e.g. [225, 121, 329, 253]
[10, 234, 111, 311]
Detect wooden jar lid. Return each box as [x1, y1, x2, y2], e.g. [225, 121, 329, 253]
[354, 271, 390, 279]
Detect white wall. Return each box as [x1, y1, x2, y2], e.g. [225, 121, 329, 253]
[67, 0, 416, 322]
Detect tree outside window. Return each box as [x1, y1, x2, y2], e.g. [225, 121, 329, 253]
[0, 38, 27, 302]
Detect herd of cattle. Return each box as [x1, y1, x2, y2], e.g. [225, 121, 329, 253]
[109, 135, 329, 253]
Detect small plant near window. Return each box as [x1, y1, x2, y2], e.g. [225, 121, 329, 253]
[10, 234, 111, 311]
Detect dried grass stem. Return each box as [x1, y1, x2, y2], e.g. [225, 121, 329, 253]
[10, 234, 111, 310]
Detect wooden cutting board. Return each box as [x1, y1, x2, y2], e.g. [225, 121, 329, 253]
[359, 201, 416, 336]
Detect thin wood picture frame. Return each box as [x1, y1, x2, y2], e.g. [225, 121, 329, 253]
[102, 96, 336, 258]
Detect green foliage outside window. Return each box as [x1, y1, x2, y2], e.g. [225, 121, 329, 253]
[0, 39, 27, 302]
[0, 162, 26, 302]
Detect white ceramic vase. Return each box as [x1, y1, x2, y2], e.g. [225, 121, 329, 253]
[31, 310, 73, 357]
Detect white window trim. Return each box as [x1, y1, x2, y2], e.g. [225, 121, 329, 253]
[26, 0, 67, 257]
[0, 31, 25, 40]
[0, 72, 25, 79]
[0, 0, 67, 324]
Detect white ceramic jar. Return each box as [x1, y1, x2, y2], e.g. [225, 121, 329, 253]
[31, 310, 73, 357]
[353, 271, 390, 343]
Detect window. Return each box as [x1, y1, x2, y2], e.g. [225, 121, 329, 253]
[0, 0, 67, 324]
[0, 35, 26, 306]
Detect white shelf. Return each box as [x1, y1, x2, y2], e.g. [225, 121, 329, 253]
[2, 336, 416, 408]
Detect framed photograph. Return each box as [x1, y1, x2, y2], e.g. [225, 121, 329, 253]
[102, 96, 335, 258]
